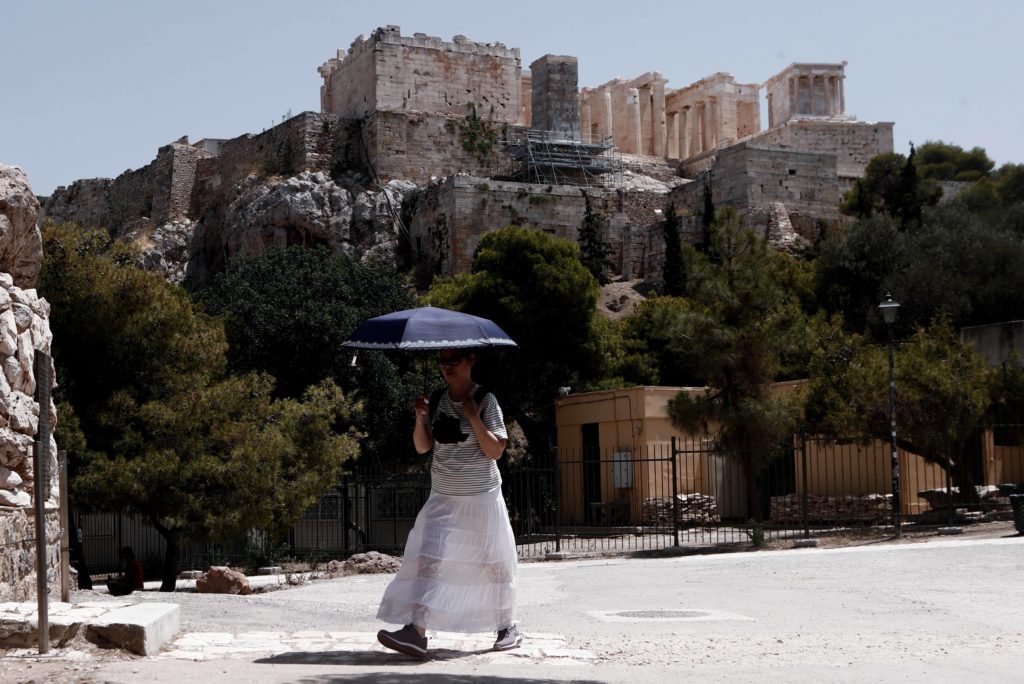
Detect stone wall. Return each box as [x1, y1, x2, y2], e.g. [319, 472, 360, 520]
[408, 176, 590, 274]
[319, 26, 524, 125]
[192, 112, 353, 211]
[0, 278, 59, 602]
[530, 55, 579, 138]
[362, 111, 511, 185]
[670, 142, 840, 228]
[46, 142, 211, 234]
[0, 165, 59, 602]
[39, 178, 112, 231]
[748, 118, 894, 181]
[407, 175, 672, 278]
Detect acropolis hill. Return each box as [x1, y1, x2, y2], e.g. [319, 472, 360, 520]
[42, 25, 893, 288]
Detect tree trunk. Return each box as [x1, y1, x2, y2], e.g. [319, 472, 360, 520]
[742, 452, 763, 522]
[150, 516, 179, 592]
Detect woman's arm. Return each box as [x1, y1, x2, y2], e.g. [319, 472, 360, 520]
[462, 396, 507, 460]
[412, 394, 434, 454]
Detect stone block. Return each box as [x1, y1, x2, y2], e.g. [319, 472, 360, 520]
[87, 602, 180, 655]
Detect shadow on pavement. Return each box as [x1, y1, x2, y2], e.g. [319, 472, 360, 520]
[286, 676, 603, 683]
[255, 645, 496, 666]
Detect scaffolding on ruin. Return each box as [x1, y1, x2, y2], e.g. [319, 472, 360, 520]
[503, 129, 622, 188]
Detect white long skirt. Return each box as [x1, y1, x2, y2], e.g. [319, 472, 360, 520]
[376, 485, 518, 633]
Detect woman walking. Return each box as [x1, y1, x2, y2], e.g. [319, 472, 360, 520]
[376, 348, 521, 658]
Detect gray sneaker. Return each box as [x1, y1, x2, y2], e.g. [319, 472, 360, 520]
[493, 624, 522, 651]
[377, 624, 428, 658]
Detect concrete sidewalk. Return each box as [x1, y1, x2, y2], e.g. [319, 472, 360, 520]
[2, 529, 1023, 683]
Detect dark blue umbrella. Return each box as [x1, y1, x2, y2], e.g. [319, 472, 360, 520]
[342, 306, 517, 350]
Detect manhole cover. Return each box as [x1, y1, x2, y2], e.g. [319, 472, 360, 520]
[612, 610, 711, 619]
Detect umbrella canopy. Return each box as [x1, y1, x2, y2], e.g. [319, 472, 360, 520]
[342, 306, 517, 350]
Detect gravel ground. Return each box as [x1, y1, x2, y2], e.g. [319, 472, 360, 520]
[4, 521, 1022, 683]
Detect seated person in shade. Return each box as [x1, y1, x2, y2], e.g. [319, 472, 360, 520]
[106, 546, 144, 596]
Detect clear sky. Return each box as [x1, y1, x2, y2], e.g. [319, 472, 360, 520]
[3, 0, 1022, 196]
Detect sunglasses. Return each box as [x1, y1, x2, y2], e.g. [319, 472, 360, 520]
[438, 352, 467, 366]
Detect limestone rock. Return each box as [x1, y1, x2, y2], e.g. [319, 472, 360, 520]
[324, 551, 400, 578]
[0, 166, 43, 287]
[351, 180, 418, 262]
[222, 171, 354, 259]
[124, 219, 195, 285]
[0, 466, 22, 488]
[0, 489, 30, 507]
[196, 566, 252, 595]
[6, 392, 38, 435]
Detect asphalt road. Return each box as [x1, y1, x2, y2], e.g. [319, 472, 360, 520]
[6, 527, 1024, 683]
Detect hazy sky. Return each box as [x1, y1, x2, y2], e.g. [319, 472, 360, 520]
[3, 0, 1022, 196]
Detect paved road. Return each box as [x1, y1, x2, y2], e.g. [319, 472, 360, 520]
[5, 531, 1023, 683]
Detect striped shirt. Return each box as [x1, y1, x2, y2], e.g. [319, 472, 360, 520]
[429, 386, 507, 495]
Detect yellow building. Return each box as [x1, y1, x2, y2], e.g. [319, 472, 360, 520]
[555, 385, 1020, 525]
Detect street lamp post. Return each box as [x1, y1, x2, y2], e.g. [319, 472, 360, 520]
[879, 293, 901, 538]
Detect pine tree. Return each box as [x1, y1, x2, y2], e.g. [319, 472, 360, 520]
[578, 192, 614, 285]
[662, 204, 686, 296]
[700, 182, 715, 250]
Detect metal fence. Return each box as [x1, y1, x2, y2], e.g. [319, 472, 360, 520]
[78, 432, 1022, 575]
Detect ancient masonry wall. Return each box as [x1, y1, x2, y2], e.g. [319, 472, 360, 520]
[749, 119, 894, 181]
[46, 143, 208, 233]
[40, 178, 112, 230]
[193, 112, 353, 211]
[642, 212, 703, 284]
[0, 277, 60, 601]
[669, 142, 840, 226]
[363, 111, 510, 184]
[320, 26, 524, 125]
[408, 175, 669, 277]
[530, 55, 579, 138]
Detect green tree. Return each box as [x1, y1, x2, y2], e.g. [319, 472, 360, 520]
[620, 296, 699, 386]
[578, 192, 614, 285]
[198, 246, 420, 463]
[804, 318, 992, 503]
[662, 208, 814, 518]
[891, 203, 1024, 330]
[841, 147, 941, 227]
[662, 204, 686, 296]
[41, 225, 360, 589]
[813, 215, 905, 333]
[426, 227, 609, 452]
[916, 141, 994, 182]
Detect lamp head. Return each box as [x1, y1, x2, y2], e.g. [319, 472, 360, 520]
[878, 293, 900, 325]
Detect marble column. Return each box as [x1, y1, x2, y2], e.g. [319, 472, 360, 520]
[668, 111, 679, 159]
[603, 89, 613, 142]
[653, 81, 667, 158]
[628, 87, 642, 154]
[681, 107, 690, 158]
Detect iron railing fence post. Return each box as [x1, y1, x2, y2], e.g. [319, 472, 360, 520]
[801, 431, 810, 540]
[671, 437, 680, 547]
[553, 449, 562, 554]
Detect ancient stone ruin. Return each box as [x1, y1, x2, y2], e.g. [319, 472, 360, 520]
[0, 165, 59, 601]
[42, 26, 894, 288]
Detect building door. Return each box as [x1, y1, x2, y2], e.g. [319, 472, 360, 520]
[582, 423, 602, 523]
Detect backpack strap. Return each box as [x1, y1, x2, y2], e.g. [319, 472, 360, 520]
[428, 387, 446, 426]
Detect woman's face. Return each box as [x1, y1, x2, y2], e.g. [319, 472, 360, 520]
[438, 349, 473, 383]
